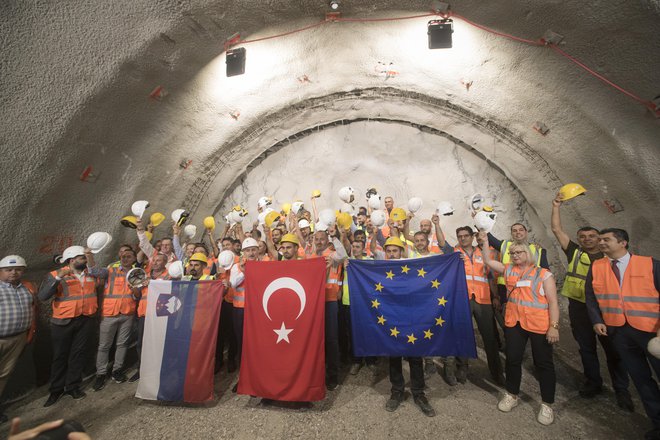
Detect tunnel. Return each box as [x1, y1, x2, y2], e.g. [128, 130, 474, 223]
[1, 0, 660, 438]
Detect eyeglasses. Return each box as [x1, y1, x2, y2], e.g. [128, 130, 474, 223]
[510, 251, 526, 256]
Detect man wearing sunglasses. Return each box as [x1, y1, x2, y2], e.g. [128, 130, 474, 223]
[551, 193, 632, 411]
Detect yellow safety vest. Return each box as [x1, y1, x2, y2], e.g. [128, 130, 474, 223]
[560, 248, 595, 303]
[342, 256, 372, 306]
[497, 241, 542, 285]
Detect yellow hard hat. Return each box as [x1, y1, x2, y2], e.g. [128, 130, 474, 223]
[120, 215, 138, 229]
[311, 189, 322, 198]
[337, 212, 352, 230]
[189, 252, 208, 265]
[482, 205, 494, 212]
[150, 212, 166, 227]
[145, 231, 153, 242]
[265, 211, 281, 228]
[232, 205, 243, 212]
[384, 236, 405, 250]
[203, 216, 216, 230]
[281, 203, 292, 215]
[280, 233, 300, 246]
[559, 183, 586, 201]
[390, 208, 407, 222]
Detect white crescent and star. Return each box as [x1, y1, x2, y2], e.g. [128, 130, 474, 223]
[262, 277, 307, 344]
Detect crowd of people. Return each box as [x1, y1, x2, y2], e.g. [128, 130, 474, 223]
[0, 189, 658, 439]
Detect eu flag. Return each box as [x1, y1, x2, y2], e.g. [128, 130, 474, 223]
[347, 252, 477, 358]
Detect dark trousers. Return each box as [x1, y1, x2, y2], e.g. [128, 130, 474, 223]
[610, 324, 660, 429]
[568, 299, 629, 392]
[471, 299, 503, 379]
[325, 301, 340, 384]
[340, 303, 376, 365]
[389, 357, 425, 397]
[49, 316, 95, 393]
[136, 316, 145, 368]
[216, 301, 237, 366]
[232, 307, 244, 365]
[505, 323, 556, 404]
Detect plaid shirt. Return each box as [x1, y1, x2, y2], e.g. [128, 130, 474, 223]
[0, 280, 33, 337]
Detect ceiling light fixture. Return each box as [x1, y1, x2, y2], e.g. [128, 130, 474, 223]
[330, 1, 340, 10]
[226, 47, 246, 77]
[428, 19, 453, 49]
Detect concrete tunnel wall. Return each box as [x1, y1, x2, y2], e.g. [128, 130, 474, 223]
[1, 0, 660, 401]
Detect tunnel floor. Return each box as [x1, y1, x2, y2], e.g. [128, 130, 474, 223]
[0, 336, 648, 439]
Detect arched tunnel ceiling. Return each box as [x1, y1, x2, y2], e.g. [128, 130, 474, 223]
[1, 0, 660, 271]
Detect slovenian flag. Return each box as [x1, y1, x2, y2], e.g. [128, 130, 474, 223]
[136, 279, 224, 403]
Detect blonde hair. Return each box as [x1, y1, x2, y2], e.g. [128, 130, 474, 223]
[508, 243, 533, 263]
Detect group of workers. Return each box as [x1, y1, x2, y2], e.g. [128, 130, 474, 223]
[0, 190, 658, 439]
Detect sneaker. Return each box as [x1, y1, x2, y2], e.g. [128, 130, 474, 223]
[615, 391, 634, 412]
[497, 392, 519, 412]
[43, 391, 64, 407]
[537, 403, 554, 425]
[385, 392, 403, 412]
[112, 370, 128, 384]
[349, 363, 362, 375]
[128, 371, 140, 383]
[65, 388, 86, 400]
[578, 383, 603, 398]
[413, 395, 436, 417]
[92, 375, 107, 391]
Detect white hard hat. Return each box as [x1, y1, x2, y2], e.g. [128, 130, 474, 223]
[218, 250, 235, 269]
[474, 210, 497, 233]
[298, 219, 311, 229]
[315, 222, 329, 232]
[319, 208, 336, 226]
[257, 196, 272, 209]
[370, 210, 387, 227]
[407, 197, 423, 213]
[340, 203, 355, 216]
[60, 246, 86, 264]
[131, 200, 150, 219]
[242, 237, 259, 250]
[0, 255, 27, 268]
[229, 210, 245, 223]
[291, 200, 304, 215]
[368, 194, 381, 210]
[86, 232, 113, 254]
[171, 209, 189, 226]
[470, 193, 485, 211]
[126, 267, 147, 288]
[257, 211, 268, 226]
[168, 261, 184, 279]
[437, 201, 454, 216]
[338, 186, 355, 203]
[648, 337, 660, 359]
[183, 224, 197, 240]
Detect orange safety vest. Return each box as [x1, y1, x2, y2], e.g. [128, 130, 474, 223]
[49, 270, 98, 319]
[455, 246, 491, 304]
[232, 265, 246, 308]
[504, 264, 550, 334]
[102, 267, 137, 317]
[429, 233, 441, 254]
[322, 247, 342, 301]
[137, 269, 171, 318]
[592, 255, 660, 333]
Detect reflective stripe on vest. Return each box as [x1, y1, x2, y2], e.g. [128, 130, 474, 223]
[456, 246, 491, 305]
[592, 256, 660, 332]
[102, 268, 136, 317]
[322, 248, 342, 302]
[560, 249, 595, 303]
[497, 241, 542, 285]
[504, 264, 550, 334]
[233, 265, 246, 308]
[50, 271, 98, 319]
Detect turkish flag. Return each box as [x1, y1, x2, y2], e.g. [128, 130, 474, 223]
[238, 257, 327, 401]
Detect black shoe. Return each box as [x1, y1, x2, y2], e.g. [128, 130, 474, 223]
[232, 382, 238, 393]
[615, 391, 634, 412]
[92, 375, 106, 391]
[424, 361, 435, 379]
[214, 362, 223, 375]
[112, 370, 128, 384]
[227, 359, 237, 373]
[43, 391, 64, 407]
[65, 389, 86, 400]
[578, 383, 602, 398]
[128, 371, 140, 383]
[413, 395, 436, 417]
[385, 392, 403, 412]
[326, 381, 338, 391]
[456, 367, 468, 384]
[0, 413, 8, 424]
[645, 428, 660, 440]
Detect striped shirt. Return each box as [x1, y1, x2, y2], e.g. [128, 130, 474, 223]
[0, 280, 33, 337]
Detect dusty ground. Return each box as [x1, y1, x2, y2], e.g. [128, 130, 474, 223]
[1, 338, 648, 440]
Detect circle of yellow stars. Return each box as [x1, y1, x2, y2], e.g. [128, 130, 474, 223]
[370, 264, 448, 344]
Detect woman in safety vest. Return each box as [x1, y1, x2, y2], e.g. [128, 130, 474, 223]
[479, 233, 560, 426]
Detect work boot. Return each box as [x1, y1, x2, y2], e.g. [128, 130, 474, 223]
[65, 389, 86, 400]
[615, 391, 634, 412]
[43, 391, 64, 407]
[128, 371, 140, 383]
[444, 358, 457, 386]
[112, 370, 128, 384]
[92, 375, 107, 391]
[424, 359, 436, 379]
[326, 380, 338, 391]
[349, 362, 362, 375]
[385, 392, 403, 412]
[413, 395, 436, 417]
[497, 392, 519, 412]
[456, 363, 468, 384]
[227, 359, 237, 373]
[537, 403, 554, 425]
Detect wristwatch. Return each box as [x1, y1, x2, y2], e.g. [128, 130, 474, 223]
[550, 321, 560, 330]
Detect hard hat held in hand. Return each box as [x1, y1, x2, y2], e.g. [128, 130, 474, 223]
[338, 186, 355, 203]
[59, 246, 86, 264]
[131, 200, 150, 219]
[319, 208, 336, 226]
[370, 210, 387, 227]
[407, 197, 423, 213]
[265, 210, 281, 228]
[469, 193, 485, 212]
[474, 210, 497, 233]
[311, 189, 322, 199]
[168, 261, 184, 279]
[390, 207, 407, 222]
[87, 232, 112, 254]
[120, 215, 138, 229]
[203, 216, 216, 231]
[368, 194, 382, 210]
[183, 224, 197, 240]
[648, 337, 660, 359]
[228, 210, 245, 224]
[436, 201, 454, 216]
[291, 200, 304, 215]
[126, 267, 147, 288]
[0, 255, 27, 268]
[559, 183, 586, 201]
[257, 196, 273, 210]
[281, 203, 292, 215]
[365, 187, 378, 199]
[171, 209, 190, 227]
[150, 212, 166, 227]
[337, 212, 352, 230]
[218, 250, 235, 269]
